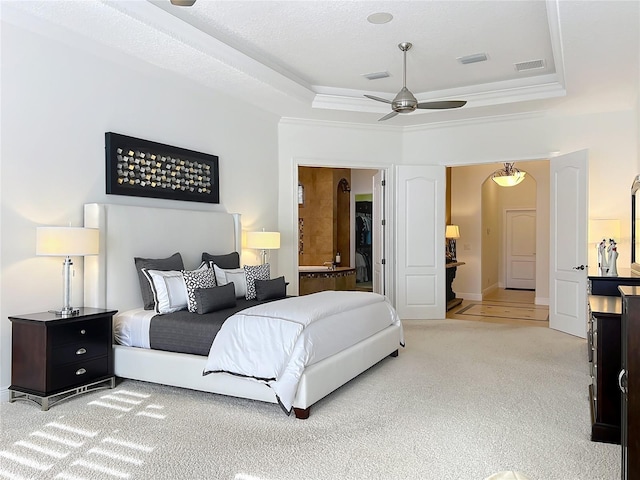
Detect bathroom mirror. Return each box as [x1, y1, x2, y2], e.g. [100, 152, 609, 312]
[632, 175, 640, 274]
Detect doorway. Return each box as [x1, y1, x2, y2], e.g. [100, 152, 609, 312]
[296, 166, 386, 295]
[448, 160, 548, 308]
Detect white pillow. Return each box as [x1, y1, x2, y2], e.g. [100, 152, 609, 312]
[143, 269, 188, 314]
[213, 264, 247, 298]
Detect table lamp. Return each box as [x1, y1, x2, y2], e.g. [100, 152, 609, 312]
[445, 225, 460, 262]
[246, 230, 280, 265]
[36, 226, 99, 316]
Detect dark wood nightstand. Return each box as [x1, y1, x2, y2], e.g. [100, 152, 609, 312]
[9, 307, 117, 410]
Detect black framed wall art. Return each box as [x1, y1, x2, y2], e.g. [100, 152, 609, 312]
[105, 132, 220, 204]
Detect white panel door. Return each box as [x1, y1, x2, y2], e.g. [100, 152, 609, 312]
[395, 165, 445, 319]
[372, 170, 386, 296]
[506, 209, 536, 289]
[550, 150, 588, 338]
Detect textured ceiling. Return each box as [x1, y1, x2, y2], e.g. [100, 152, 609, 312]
[3, 0, 639, 126]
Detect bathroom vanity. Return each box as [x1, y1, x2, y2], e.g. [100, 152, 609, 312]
[299, 267, 356, 296]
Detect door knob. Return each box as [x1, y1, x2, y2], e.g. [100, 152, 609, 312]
[573, 265, 588, 270]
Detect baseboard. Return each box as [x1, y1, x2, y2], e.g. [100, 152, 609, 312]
[535, 296, 549, 306]
[0, 386, 10, 403]
[482, 283, 499, 298]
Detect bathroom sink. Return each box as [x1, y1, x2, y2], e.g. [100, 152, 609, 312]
[298, 265, 331, 271]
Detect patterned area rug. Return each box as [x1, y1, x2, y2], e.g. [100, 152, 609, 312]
[455, 303, 549, 321]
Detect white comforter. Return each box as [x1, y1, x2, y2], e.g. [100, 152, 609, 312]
[203, 290, 403, 414]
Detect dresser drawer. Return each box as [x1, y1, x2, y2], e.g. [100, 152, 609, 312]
[50, 317, 111, 346]
[49, 356, 111, 392]
[52, 341, 109, 366]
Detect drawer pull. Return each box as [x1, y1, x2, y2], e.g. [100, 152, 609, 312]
[619, 369, 627, 394]
[76, 368, 87, 376]
[80, 329, 86, 335]
[76, 348, 87, 355]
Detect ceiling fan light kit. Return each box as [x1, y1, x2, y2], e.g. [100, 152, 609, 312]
[491, 162, 526, 187]
[364, 42, 467, 121]
[170, 0, 196, 6]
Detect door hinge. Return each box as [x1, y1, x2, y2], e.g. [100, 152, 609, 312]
[381, 259, 386, 265]
[381, 180, 386, 186]
[381, 219, 386, 226]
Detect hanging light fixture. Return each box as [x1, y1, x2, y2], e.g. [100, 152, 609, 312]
[491, 162, 526, 187]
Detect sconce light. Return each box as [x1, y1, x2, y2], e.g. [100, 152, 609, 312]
[339, 178, 351, 193]
[491, 162, 526, 187]
[445, 225, 460, 263]
[36, 226, 99, 316]
[246, 229, 281, 265]
[298, 183, 305, 205]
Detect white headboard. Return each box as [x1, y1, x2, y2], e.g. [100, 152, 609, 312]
[84, 203, 241, 312]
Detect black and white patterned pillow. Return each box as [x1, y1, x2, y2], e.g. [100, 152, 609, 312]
[244, 264, 270, 300]
[182, 267, 216, 312]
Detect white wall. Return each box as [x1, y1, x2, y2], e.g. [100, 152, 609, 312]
[0, 21, 280, 397]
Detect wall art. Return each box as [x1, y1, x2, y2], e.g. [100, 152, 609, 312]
[105, 132, 219, 204]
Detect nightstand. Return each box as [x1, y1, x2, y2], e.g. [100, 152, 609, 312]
[9, 307, 117, 410]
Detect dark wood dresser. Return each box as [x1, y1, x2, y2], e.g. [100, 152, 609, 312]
[619, 286, 640, 480]
[587, 270, 640, 445]
[9, 308, 117, 410]
[588, 294, 622, 443]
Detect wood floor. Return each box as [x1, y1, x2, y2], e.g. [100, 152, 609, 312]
[446, 288, 549, 327]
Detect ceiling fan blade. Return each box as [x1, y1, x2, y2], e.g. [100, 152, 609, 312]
[416, 100, 467, 110]
[378, 111, 399, 121]
[364, 94, 392, 104]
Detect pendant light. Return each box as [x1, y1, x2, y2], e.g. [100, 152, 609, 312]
[491, 162, 526, 187]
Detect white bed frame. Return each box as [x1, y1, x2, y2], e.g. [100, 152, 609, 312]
[84, 203, 401, 418]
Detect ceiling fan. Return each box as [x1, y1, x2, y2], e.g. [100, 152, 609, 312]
[365, 42, 467, 121]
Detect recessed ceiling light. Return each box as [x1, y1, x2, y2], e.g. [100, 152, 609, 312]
[367, 12, 393, 24]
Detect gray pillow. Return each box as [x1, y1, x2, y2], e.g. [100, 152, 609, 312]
[201, 252, 240, 269]
[255, 276, 287, 301]
[134, 253, 184, 310]
[195, 283, 237, 314]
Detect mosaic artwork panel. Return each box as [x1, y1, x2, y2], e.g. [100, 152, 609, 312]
[105, 132, 219, 204]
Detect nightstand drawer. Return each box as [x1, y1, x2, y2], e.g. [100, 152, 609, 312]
[50, 357, 110, 392]
[50, 318, 111, 346]
[52, 341, 109, 366]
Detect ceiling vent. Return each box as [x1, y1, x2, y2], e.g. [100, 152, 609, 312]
[362, 71, 390, 80]
[514, 59, 545, 72]
[457, 53, 488, 65]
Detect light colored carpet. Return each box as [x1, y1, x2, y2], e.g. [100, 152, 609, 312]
[456, 304, 549, 321]
[0, 319, 619, 480]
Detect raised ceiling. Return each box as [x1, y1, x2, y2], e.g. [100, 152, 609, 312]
[4, 0, 639, 126]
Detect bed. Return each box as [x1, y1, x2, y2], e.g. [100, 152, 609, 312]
[83, 203, 403, 418]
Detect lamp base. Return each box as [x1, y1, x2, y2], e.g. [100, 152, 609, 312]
[48, 307, 80, 317]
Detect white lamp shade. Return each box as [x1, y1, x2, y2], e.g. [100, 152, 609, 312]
[245, 231, 281, 250]
[445, 225, 460, 239]
[36, 227, 99, 256]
